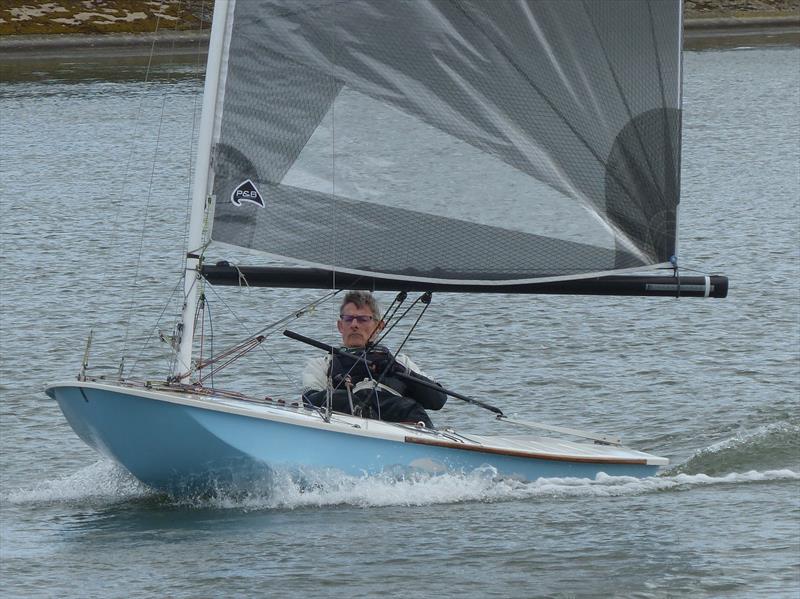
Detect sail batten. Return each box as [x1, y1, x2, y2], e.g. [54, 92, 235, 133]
[209, 0, 683, 285]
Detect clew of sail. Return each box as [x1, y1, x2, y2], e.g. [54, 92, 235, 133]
[205, 0, 683, 285]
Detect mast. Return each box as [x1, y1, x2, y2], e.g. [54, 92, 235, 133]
[177, 0, 231, 379]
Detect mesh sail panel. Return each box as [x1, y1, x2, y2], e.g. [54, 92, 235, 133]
[210, 0, 681, 284]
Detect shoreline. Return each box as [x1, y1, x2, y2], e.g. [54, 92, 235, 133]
[0, 15, 797, 60]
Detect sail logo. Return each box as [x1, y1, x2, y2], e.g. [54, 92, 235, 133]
[231, 179, 264, 208]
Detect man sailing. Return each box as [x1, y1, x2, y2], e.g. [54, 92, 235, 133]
[301, 291, 446, 428]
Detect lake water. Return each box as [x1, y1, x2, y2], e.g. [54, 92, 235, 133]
[1, 46, 798, 598]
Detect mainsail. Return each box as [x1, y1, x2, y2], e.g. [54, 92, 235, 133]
[206, 0, 683, 285]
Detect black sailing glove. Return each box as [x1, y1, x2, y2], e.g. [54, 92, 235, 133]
[367, 348, 406, 376]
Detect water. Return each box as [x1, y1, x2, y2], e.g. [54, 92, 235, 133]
[1, 47, 798, 598]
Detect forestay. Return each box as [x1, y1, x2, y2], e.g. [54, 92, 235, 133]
[208, 0, 683, 285]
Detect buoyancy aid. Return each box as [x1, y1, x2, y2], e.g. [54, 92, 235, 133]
[327, 345, 407, 397]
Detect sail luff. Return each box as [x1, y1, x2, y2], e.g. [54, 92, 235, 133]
[177, 0, 232, 379]
[675, 0, 686, 261]
[647, 0, 683, 261]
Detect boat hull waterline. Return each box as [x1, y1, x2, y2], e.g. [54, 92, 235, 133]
[46, 381, 667, 493]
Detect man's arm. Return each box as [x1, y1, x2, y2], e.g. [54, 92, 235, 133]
[301, 355, 333, 407]
[301, 354, 361, 412]
[396, 355, 447, 411]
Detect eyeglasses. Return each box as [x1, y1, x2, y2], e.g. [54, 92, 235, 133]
[339, 314, 374, 324]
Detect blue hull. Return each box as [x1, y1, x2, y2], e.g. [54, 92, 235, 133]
[47, 382, 661, 494]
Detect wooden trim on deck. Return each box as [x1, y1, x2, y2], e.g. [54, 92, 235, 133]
[404, 436, 649, 465]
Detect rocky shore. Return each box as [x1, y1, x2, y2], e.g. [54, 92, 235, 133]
[0, 0, 797, 56]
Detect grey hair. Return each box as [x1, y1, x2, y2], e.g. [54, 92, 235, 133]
[339, 290, 381, 319]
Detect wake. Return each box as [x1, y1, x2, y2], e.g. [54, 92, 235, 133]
[3, 459, 797, 511]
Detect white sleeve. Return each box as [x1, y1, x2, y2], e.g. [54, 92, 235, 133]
[301, 355, 330, 393]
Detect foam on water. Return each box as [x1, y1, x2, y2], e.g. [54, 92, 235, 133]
[3, 459, 797, 512]
[225, 467, 799, 511]
[2, 461, 151, 505]
[669, 422, 800, 475]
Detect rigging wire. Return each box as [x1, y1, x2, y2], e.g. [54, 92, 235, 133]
[120, 2, 207, 379]
[325, 291, 410, 403]
[380, 292, 432, 360]
[206, 296, 215, 387]
[196, 292, 206, 380]
[173, 0, 211, 378]
[335, 293, 434, 421]
[120, 85, 170, 376]
[126, 274, 185, 376]
[372, 292, 426, 348]
[384, 293, 433, 417]
[172, 284, 341, 384]
[98, 13, 163, 369]
[122, 4, 176, 370]
[326, 0, 339, 419]
[196, 335, 266, 385]
[378, 291, 408, 330]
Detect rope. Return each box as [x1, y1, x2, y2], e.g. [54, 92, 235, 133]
[196, 336, 264, 385]
[206, 297, 215, 387]
[197, 293, 206, 380]
[383, 292, 431, 359]
[178, 285, 341, 384]
[377, 291, 407, 332]
[373, 293, 426, 348]
[357, 292, 434, 418]
[126, 274, 184, 377]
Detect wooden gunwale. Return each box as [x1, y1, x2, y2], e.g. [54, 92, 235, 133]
[404, 436, 649, 465]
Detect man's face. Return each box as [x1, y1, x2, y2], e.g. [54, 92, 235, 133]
[337, 302, 382, 348]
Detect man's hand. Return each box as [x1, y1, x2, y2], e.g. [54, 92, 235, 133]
[368, 348, 406, 376]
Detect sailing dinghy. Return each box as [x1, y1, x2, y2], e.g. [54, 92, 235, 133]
[46, 0, 727, 494]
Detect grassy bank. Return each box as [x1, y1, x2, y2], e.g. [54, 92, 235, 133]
[0, 0, 797, 37]
[0, 0, 209, 35]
